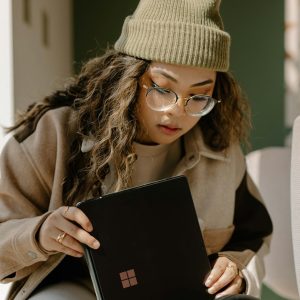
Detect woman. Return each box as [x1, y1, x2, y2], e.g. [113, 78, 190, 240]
[0, 0, 272, 299]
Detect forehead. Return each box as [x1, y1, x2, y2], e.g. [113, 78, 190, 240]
[147, 62, 217, 83]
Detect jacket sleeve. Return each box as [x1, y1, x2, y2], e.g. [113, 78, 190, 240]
[0, 136, 54, 282]
[0, 107, 73, 283]
[219, 171, 273, 297]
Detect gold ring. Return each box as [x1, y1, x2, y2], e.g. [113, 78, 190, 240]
[56, 232, 66, 244]
[63, 206, 70, 217]
[226, 263, 238, 277]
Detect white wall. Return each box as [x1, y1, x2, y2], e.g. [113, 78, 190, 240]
[12, 0, 73, 112]
[0, 0, 73, 148]
[0, 0, 14, 146]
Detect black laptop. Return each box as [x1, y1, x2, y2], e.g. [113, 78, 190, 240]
[76, 175, 213, 300]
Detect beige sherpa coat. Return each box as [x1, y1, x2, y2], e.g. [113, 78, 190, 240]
[0, 107, 272, 299]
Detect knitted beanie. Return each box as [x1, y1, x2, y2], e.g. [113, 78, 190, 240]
[114, 0, 230, 71]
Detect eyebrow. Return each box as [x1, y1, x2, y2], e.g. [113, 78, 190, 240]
[152, 70, 214, 87]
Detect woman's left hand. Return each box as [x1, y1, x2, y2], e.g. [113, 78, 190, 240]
[205, 256, 245, 298]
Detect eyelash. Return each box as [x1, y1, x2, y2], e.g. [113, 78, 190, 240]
[151, 80, 210, 96]
[151, 80, 160, 88]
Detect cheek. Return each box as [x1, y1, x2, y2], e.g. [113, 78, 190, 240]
[136, 96, 157, 128]
[184, 117, 201, 132]
[138, 92, 161, 121]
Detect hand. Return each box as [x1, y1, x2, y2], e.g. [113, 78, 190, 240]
[205, 256, 245, 298]
[38, 206, 100, 257]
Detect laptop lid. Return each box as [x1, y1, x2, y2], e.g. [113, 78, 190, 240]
[76, 175, 213, 300]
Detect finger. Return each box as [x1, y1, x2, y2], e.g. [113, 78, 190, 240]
[55, 242, 84, 258]
[215, 275, 244, 299]
[60, 206, 93, 232]
[46, 230, 84, 258]
[57, 217, 100, 250]
[57, 232, 85, 254]
[207, 265, 238, 295]
[205, 258, 228, 287]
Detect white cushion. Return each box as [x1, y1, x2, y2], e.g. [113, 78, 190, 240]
[0, 283, 11, 299]
[291, 116, 300, 297]
[247, 147, 299, 300]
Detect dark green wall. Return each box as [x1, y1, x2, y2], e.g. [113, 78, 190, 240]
[74, 0, 285, 151]
[221, 0, 285, 150]
[73, 0, 139, 72]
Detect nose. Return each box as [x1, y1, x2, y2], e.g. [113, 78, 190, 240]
[167, 97, 186, 117]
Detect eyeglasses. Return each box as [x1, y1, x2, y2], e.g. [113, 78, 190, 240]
[142, 83, 221, 117]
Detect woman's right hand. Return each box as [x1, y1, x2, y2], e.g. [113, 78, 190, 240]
[38, 206, 100, 257]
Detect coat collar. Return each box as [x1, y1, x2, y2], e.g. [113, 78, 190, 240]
[183, 125, 230, 163]
[81, 126, 231, 162]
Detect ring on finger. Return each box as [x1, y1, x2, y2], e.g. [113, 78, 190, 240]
[56, 232, 66, 244]
[226, 263, 238, 277]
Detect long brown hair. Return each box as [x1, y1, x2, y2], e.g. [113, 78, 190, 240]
[9, 49, 250, 205]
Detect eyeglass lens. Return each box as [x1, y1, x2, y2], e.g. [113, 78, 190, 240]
[146, 87, 210, 114]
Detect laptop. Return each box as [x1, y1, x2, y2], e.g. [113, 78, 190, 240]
[76, 175, 214, 300]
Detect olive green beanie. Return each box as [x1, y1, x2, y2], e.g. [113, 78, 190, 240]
[114, 0, 230, 71]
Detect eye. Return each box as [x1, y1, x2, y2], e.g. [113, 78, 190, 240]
[151, 81, 171, 95]
[150, 80, 159, 88]
[191, 95, 210, 102]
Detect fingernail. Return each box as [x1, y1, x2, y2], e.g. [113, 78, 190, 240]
[93, 240, 100, 249]
[215, 294, 224, 299]
[207, 287, 215, 294]
[76, 253, 83, 258]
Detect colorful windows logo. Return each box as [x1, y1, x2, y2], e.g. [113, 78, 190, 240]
[119, 269, 138, 288]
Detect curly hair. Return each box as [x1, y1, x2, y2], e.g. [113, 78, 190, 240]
[201, 71, 251, 151]
[9, 49, 251, 205]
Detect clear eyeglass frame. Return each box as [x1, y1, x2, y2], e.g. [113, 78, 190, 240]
[142, 83, 221, 117]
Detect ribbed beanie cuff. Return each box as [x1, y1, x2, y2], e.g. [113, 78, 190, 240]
[114, 0, 231, 72]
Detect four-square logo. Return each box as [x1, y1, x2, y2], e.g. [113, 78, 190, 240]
[119, 269, 138, 288]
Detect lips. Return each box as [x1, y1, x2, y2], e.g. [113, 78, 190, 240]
[158, 124, 181, 135]
[162, 125, 178, 130]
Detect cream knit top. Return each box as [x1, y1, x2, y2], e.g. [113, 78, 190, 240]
[102, 139, 182, 194]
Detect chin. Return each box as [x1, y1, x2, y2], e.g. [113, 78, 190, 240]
[153, 136, 178, 145]
[137, 131, 180, 145]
